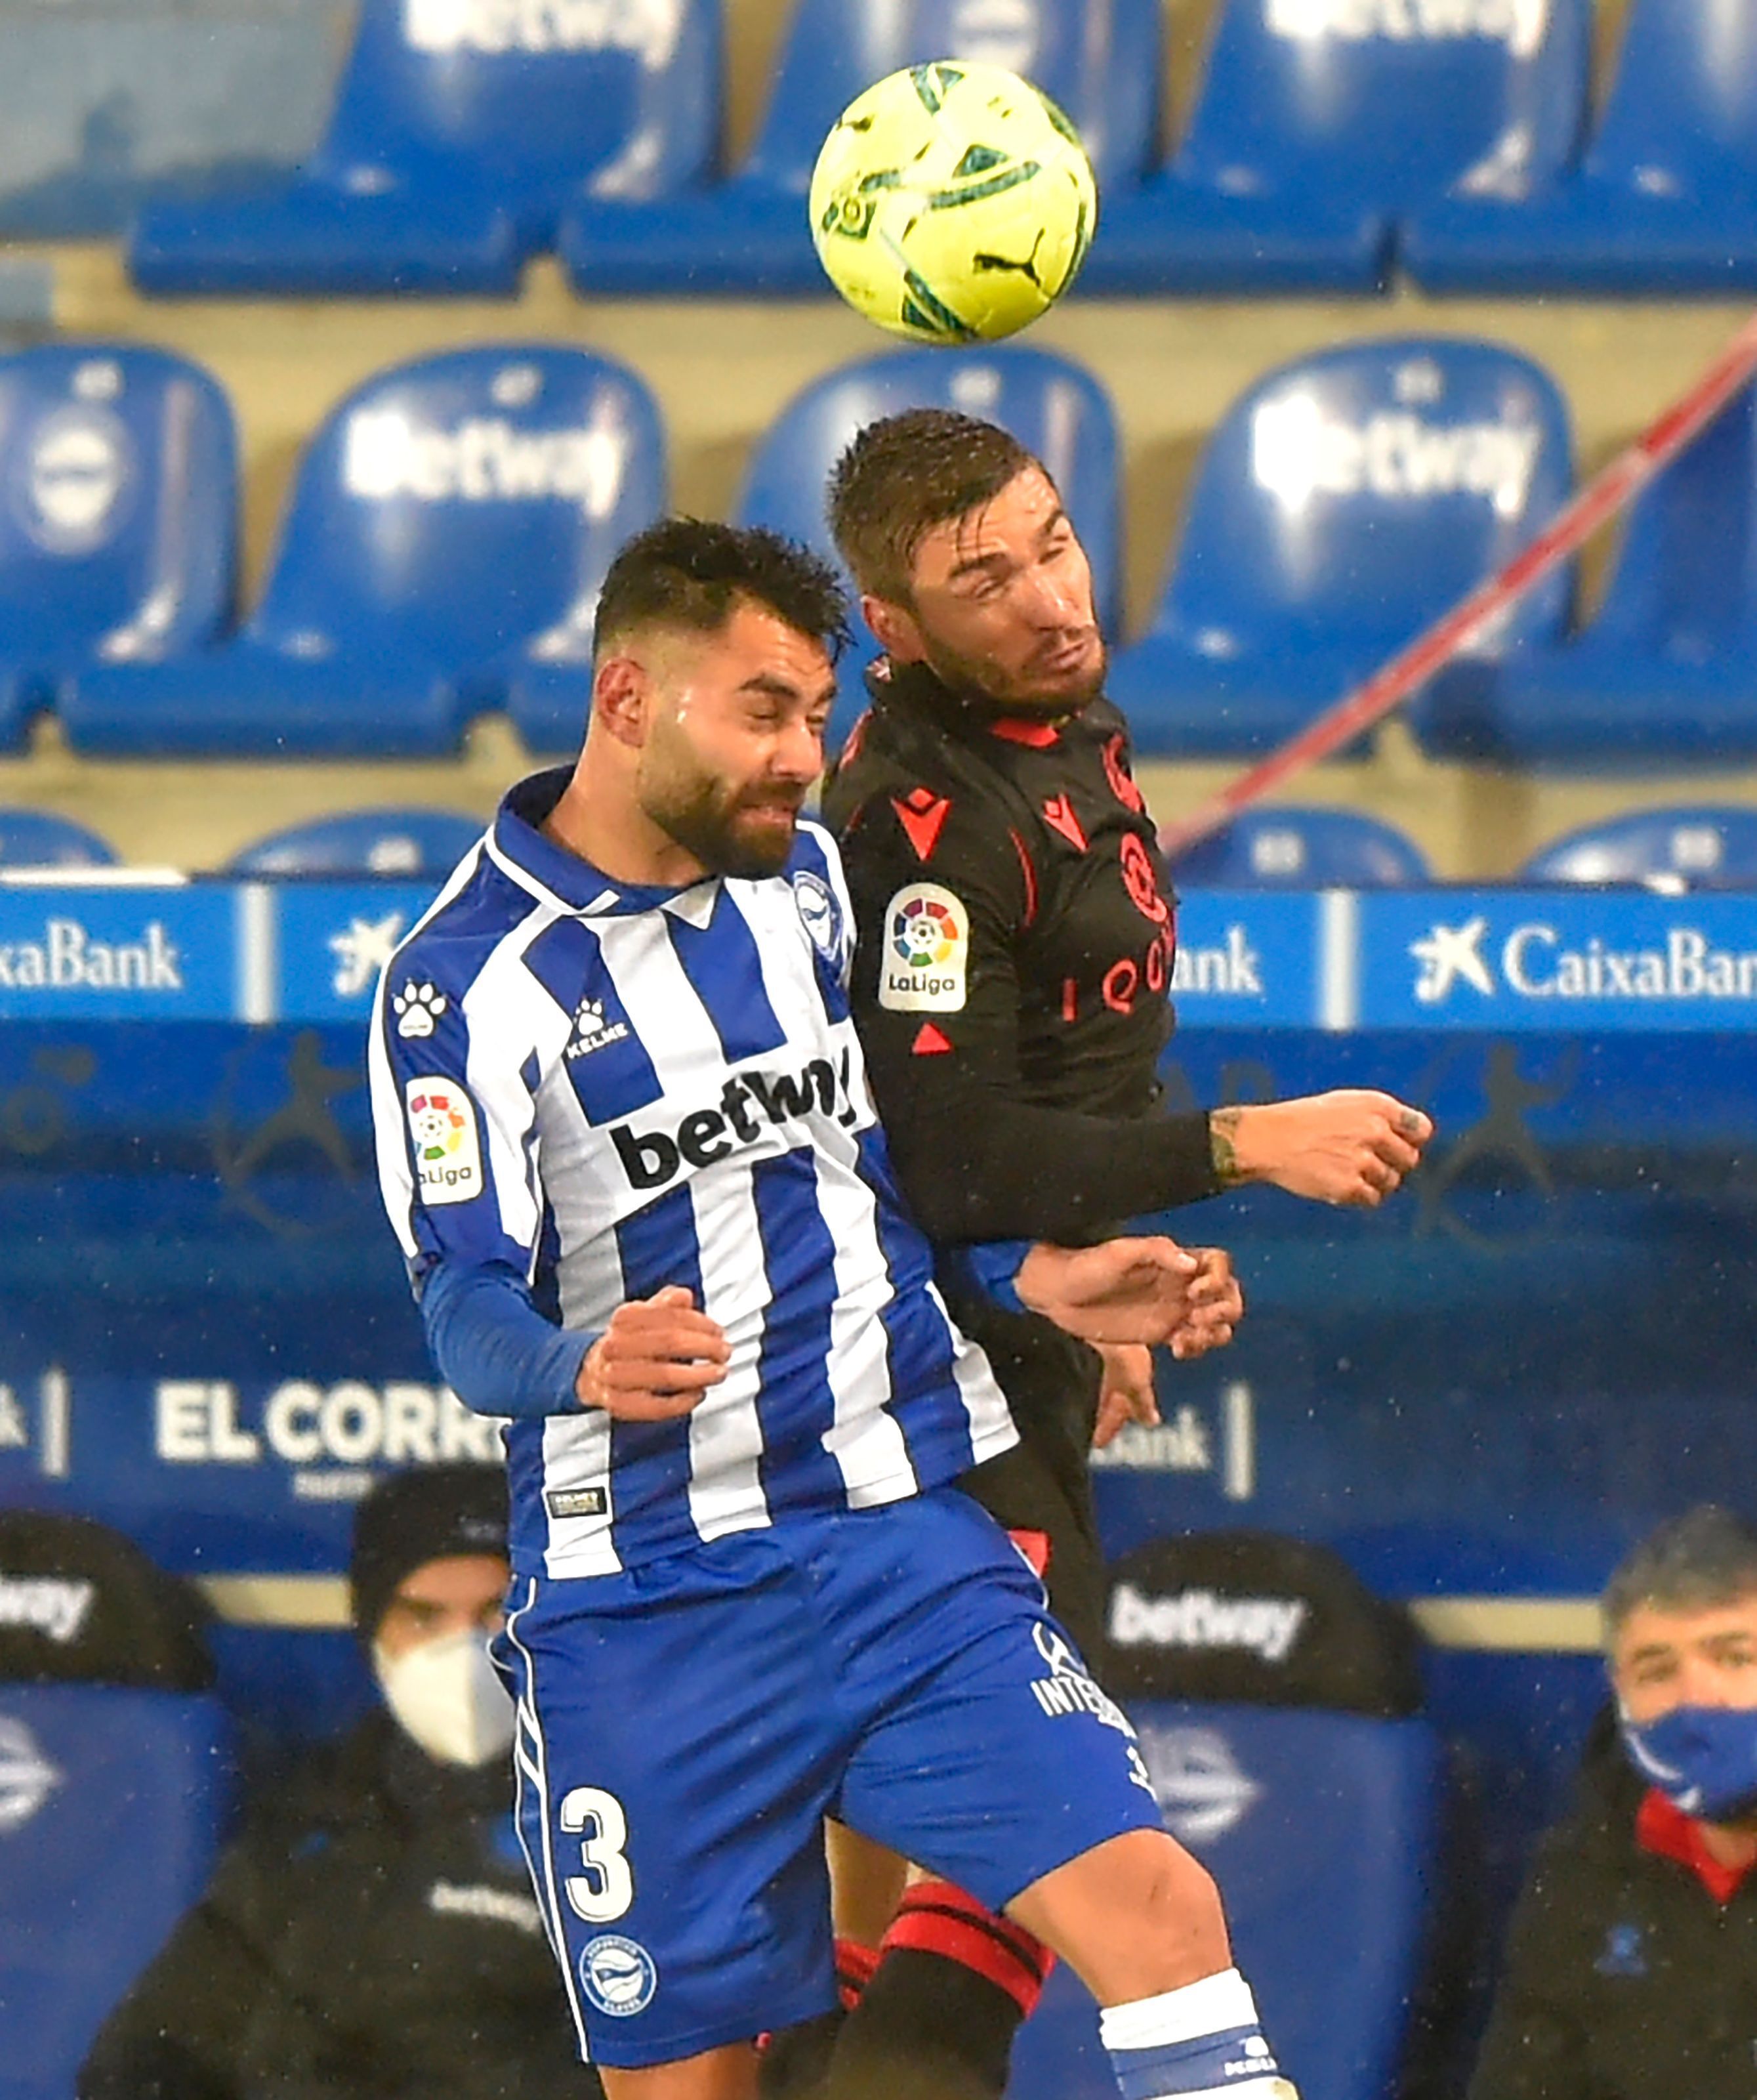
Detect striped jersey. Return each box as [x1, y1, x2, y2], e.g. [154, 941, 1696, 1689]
[369, 767, 1017, 1580]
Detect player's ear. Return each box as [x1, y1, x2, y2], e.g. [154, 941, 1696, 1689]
[589, 654, 651, 749]
[861, 592, 926, 663]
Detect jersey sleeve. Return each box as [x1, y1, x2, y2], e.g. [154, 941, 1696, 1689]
[838, 789, 1218, 1244]
[369, 942, 588, 1419]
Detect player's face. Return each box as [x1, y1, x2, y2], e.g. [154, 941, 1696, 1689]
[893, 465, 1105, 713]
[637, 604, 837, 879]
[1614, 1594, 1757, 1724]
[375, 1553, 510, 1661]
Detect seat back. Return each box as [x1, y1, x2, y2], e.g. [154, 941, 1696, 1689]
[1581, 0, 1757, 192]
[248, 346, 666, 681]
[312, 0, 719, 208]
[1521, 806, 1757, 889]
[1572, 385, 1757, 662]
[229, 806, 486, 879]
[0, 345, 235, 674]
[739, 0, 1161, 194]
[1147, 337, 1571, 665]
[0, 810, 117, 868]
[0, 1512, 226, 2100]
[1175, 0, 1588, 209]
[1168, 807, 1430, 887]
[737, 344, 1122, 635]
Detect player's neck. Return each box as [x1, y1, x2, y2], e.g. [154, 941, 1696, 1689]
[542, 759, 710, 892]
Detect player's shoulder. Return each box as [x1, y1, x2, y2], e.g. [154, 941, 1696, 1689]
[386, 845, 546, 998]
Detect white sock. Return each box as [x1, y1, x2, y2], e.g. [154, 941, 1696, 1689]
[1100, 1968, 1287, 2098]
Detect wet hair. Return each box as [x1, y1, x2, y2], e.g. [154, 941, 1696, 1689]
[827, 408, 1044, 603]
[593, 517, 849, 663]
[1603, 1505, 1757, 1654]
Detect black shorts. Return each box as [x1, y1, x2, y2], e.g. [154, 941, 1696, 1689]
[949, 1297, 1109, 1669]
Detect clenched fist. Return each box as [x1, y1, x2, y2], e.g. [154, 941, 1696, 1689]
[576, 1286, 731, 1421]
[1211, 1090, 1434, 1208]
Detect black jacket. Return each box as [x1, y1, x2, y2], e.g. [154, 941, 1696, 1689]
[79, 1712, 596, 2100]
[823, 663, 1221, 1251]
[1470, 1746, 1757, 2100]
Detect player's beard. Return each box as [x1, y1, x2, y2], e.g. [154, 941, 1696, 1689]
[917, 623, 1107, 717]
[639, 759, 802, 880]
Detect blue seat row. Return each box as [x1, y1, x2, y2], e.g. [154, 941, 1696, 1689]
[111, 0, 1757, 299]
[11, 332, 1757, 769]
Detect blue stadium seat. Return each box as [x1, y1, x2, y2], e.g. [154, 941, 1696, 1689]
[0, 1513, 228, 2100]
[734, 343, 1121, 750]
[0, 810, 117, 868]
[0, 345, 237, 751]
[560, 0, 1161, 295]
[1109, 337, 1573, 759]
[1521, 807, 1757, 889]
[1168, 807, 1431, 888]
[62, 346, 667, 758]
[1079, 0, 1591, 296]
[229, 807, 485, 878]
[129, 0, 719, 297]
[1408, 0, 1757, 295]
[1481, 386, 1757, 766]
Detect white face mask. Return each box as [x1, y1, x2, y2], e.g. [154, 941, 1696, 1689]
[373, 1627, 515, 1769]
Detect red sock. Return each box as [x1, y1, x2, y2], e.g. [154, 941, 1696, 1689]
[880, 1878, 1054, 2021]
[835, 1935, 880, 2011]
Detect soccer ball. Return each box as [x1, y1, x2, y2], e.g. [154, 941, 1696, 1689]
[808, 60, 1098, 345]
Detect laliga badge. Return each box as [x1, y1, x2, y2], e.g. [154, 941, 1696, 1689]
[405, 1077, 484, 1205]
[878, 882, 968, 1013]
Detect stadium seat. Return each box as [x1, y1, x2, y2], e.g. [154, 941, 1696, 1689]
[228, 807, 485, 879]
[1109, 337, 1573, 759]
[1478, 385, 1757, 766]
[0, 810, 117, 868]
[1408, 0, 1757, 295]
[62, 346, 667, 758]
[560, 0, 1161, 295]
[1168, 807, 1431, 888]
[0, 345, 237, 751]
[0, 1511, 228, 2100]
[129, 0, 720, 297]
[1078, 0, 1591, 296]
[1520, 807, 1757, 890]
[1011, 1534, 1443, 2100]
[734, 343, 1121, 747]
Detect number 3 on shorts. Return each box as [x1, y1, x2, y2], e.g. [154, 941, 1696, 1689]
[560, 1786, 634, 1923]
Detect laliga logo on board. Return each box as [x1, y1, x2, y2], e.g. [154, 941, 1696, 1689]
[342, 397, 630, 518]
[402, 0, 683, 66]
[1266, 0, 1550, 52]
[1251, 389, 1542, 521]
[1410, 914, 1757, 1005]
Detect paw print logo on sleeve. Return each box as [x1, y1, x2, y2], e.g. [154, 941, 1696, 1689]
[393, 981, 449, 1040]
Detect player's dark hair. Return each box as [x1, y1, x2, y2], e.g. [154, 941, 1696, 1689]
[1603, 1504, 1757, 1652]
[593, 517, 849, 662]
[828, 409, 1045, 603]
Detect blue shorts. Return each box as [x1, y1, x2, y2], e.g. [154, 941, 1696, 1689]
[491, 1487, 1162, 2070]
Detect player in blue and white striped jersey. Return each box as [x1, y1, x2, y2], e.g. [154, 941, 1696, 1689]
[368, 522, 1295, 2100]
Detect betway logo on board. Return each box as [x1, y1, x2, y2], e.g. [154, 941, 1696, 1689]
[343, 410, 627, 516]
[1253, 398, 1542, 516]
[0, 919, 181, 992]
[1411, 915, 1757, 1006]
[1266, 0, 1549, 49]
[403, 0, 682, 65]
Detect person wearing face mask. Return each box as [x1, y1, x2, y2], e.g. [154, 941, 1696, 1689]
[78, 1465, 600, 2100]
[1469, 1504, 1757, 2100]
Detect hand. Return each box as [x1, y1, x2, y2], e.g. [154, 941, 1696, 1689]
[1092, 1343, 1158, 1449]
[1167, 1247, 1243, 1361]
[1014, 1236, 1200, 1345]
[1211, 1091, 1434, 1208]
[576, 1286, 730, 1420]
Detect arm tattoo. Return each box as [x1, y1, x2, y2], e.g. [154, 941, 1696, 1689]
[1209, 1106, 1245, 1186]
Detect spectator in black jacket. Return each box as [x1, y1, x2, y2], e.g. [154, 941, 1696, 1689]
[1471, 1505, 1757, 2100]
[79, 1465, 599, 2100]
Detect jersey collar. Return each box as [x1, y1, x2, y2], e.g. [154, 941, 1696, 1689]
[489, 766, 720, 921]
[870, 658, 1078, 747]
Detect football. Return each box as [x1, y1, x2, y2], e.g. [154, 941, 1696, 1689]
[808, 60, 1098, 345]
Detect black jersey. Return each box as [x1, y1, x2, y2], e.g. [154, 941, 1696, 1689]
[822, 660, 1220, 1250]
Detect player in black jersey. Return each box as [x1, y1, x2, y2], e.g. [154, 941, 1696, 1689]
[792, 409, 1432, 2100]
